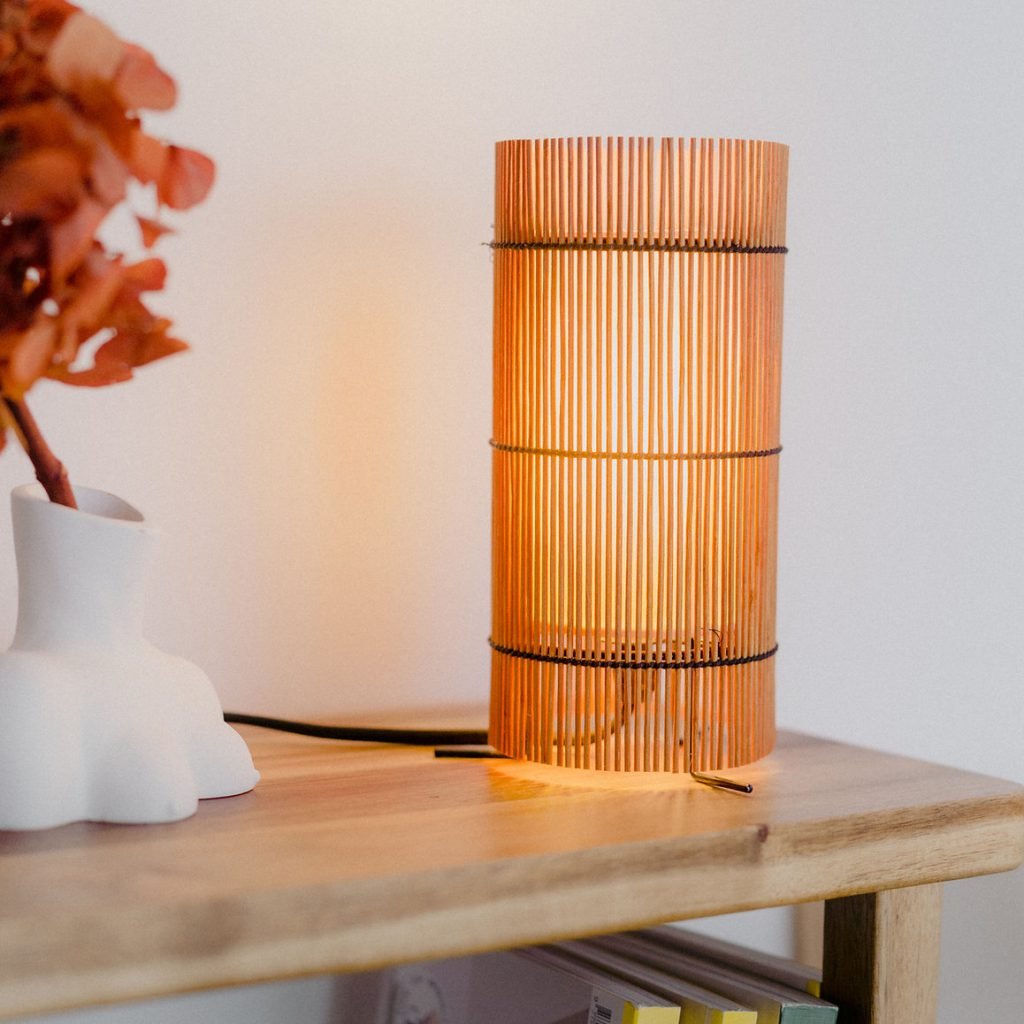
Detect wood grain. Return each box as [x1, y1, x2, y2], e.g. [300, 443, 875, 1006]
[822, 885, 943, 1024]
[0, 722, 1019, 1019]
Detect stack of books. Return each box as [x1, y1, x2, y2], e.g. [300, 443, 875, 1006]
[445, 926, 835, 1024]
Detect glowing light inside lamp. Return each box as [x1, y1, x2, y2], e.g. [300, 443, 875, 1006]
[489, 137, 788, 772]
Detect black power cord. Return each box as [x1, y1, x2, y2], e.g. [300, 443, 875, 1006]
[224, 715, 750, 782]
[224, 712, 489, 748]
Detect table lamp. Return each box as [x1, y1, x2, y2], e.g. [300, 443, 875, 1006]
[489, 137, 788, 774]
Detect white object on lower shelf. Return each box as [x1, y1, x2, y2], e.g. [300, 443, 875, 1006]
[0, 483, 258, 830]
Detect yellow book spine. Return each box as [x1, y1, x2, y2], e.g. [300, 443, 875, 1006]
[622, 1005, 680, 1024]
[709, 1011, 759, 1024]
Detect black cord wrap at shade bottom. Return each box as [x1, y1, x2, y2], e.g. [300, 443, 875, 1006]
[489, 640, 778, 672]
[223, 713, 488, 747]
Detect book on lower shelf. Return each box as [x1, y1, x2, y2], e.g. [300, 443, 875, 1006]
[378, 926, 835, 1024]
[553, 939, 758, 1024]
[517, 947, 682, 1024]
[579, 933, 837, 1024]
[449, 945, 680, 1024]
[631, 926, 823, 998]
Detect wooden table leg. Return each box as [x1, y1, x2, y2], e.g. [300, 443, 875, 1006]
[822, 884, 943, 1024]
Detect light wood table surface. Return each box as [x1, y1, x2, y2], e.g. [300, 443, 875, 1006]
[0, 717, 1020, 1022]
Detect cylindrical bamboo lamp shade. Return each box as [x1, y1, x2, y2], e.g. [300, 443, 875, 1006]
[489, 137, 788, 773]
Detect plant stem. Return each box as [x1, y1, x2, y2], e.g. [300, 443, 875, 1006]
[2, 395, 77, 509]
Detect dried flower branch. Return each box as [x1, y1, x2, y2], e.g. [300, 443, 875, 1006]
[0, 0, 213, 506]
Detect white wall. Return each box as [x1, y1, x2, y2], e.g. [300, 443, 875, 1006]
[6, 2, 1021, 1021]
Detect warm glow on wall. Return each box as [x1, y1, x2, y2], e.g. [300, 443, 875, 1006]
[489, 137, 788, 772]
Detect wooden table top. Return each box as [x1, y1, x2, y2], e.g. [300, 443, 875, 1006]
[0, 716, 1021, 1019]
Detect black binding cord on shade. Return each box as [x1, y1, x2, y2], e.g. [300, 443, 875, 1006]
[488, 439, 783, 461]
[485, 642, 767, 792]
[488, 640, 778, 673]
[487, 240, 788, 255]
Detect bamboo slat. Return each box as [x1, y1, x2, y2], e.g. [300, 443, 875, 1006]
[490, 138, 789, 771]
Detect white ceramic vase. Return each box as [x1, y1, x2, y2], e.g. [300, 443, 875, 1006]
[0, 484, 259, 829]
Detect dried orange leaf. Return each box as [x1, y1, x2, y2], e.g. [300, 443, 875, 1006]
[25, 0, 78, 16]
[21, 1, 78, 56]
[52, 345, 134, 387]
[45, 11, 124, 92]
[55, 324, 186, 387]
[123, 257, 167, 292]
[85, 132, 128, 205]
[0, 148, 82, 218]
[113, 43, 176, 111]
[157, 145, 214, 210]
[0, 99, 81, 153]
[49, 196, 107, 283]
[2, 2, 209, 406]
[128, 130, 167, 184]
[136, 215, 174, 248]
[123, 328, 187, 367]
[55, 256, 124, 364]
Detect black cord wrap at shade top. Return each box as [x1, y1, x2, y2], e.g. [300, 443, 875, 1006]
[488, 240, 788, 255]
